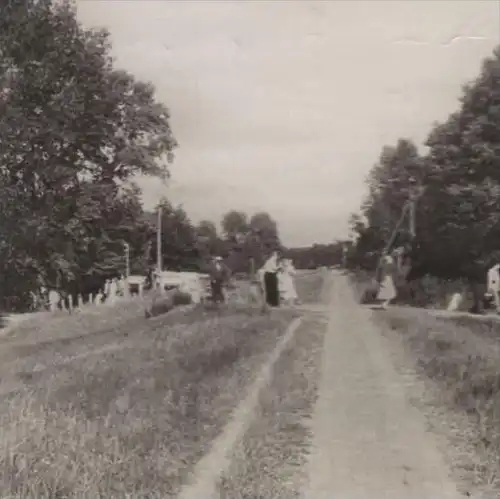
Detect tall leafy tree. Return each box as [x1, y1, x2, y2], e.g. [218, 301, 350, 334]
[221, 210, 249, 241]
[351, 44, 500, 310]
[194, 220, 225, 261]
[0, 0, 177, 310]
[414, 47, 500, 280]
[348, 139, 423, 270]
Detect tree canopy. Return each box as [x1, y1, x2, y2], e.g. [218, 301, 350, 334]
[0, 0, 176, 310]
[347, 45, 500, 283]
[0, 0, 307, 311]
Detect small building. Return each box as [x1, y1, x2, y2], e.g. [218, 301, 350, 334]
[127, 275, 146, 296]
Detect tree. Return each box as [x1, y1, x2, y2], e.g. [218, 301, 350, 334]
[219, 210, 283, 273]
[285, 242, 345, 269]
[362, 139, 423, 246]
[194, 220, 225, 261]
[351, 45, 500, 311]
[347, 139, 423, 271]
[249, 212, 281, 253]
[0, 0, 177, 310]
[221, 210, 249, 240]
[412, 47, 500, 281]
[146, 200, 200, 272]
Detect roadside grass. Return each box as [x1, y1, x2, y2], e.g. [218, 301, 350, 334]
[217, 315, 327, 499]
[0, 305, 298, 498]
[1, 296, 155, 343]
[295, 270, 325, 305]
[375, 307, 500, 494]
[348, 268, 475, 310]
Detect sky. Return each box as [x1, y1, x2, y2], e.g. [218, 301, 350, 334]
[76, 1, 499, 247]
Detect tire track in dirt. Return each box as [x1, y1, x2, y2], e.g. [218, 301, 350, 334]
[177, 316, 304, 499]
[216, 314, 327, 499]
[175, 268, 332, 499]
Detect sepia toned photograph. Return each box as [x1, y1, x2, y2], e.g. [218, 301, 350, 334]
[0, 0, 500, 497]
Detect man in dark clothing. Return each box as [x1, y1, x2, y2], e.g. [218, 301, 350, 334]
[208, 256, 231, 303]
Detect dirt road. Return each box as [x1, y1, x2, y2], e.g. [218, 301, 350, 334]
[181, 270, 463, 499]
[305, 271, 460, 499]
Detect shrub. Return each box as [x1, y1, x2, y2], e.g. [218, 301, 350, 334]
[172, 290, 193, 306]
[145, 293, 174, 318]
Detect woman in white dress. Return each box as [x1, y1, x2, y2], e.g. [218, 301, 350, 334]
[278, 259, 299, 305]
[378, 253, 397, 309]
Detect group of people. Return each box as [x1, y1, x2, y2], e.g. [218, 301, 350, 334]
[257, 251, 300, 307]
[205, 251, 299, 307]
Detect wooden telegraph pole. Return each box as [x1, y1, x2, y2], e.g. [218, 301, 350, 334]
[155, 205, 163, 293]
[371, 177, 423, 292]
[408, 176, 419, 239]
[156, 206, 162, 275]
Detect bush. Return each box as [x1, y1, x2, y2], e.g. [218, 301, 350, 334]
[350, 269, 476, 310]
[172, 290, 192, 306]
[405, 275, 468, 309]
[145, 293, 174, 318]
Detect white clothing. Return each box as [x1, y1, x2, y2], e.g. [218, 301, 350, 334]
[378, 275, 396, 301]
[106, 279, 118, 305]
[261, 253, 279, 273]
[48, 290, 59, 312]
[487, 264, 500, 311]
[95, 292, 104, 305]
[279, 261, 298, 302]
[258, 252, 280, 290]
[378, 255, 397, 303]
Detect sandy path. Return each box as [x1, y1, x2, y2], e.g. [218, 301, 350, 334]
[304, 271, 461, 499]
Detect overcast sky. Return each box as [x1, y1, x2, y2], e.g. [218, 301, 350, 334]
[77, 1, 498, 247]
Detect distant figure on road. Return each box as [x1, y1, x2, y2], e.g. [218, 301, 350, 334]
[208, 256, 231, 304]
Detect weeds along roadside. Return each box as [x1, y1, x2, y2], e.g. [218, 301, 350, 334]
[377, 308, 500, 492]
[0, 306, 298, 498]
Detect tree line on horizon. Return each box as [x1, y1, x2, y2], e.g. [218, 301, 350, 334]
[346, 44, 500, 303]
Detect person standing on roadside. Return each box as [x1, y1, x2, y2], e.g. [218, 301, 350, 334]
[259, 251, 281, 307]
[378, 252, 397, 309]
[209, 256, 231, 304]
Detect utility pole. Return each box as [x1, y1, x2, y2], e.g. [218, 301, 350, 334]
[408, 177, 417, 239]
[156, 205, 162, 276]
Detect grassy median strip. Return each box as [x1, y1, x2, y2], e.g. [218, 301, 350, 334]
[216, 315, 327, 499]
[0, 306, 298, 498]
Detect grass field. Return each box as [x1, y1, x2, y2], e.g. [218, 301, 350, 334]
[374, 306, 500, 494]
[0, 303, 299, 498]
[0, 271, 326, 498]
